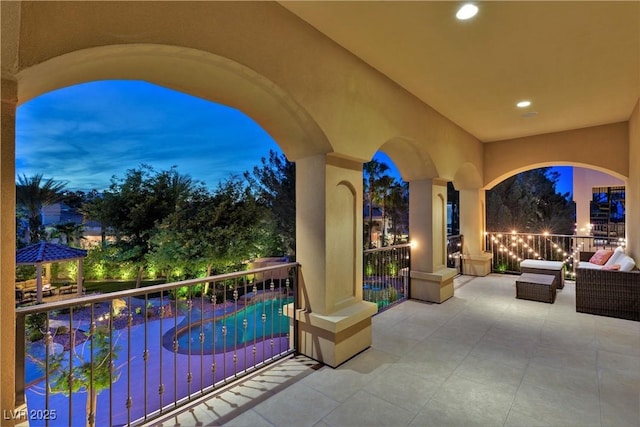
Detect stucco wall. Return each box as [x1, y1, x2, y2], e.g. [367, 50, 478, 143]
[628, 100, 640, 260]
[573, 168, 625, 235]
[12, 1, 482, 180]
[484, 122, 629, 189]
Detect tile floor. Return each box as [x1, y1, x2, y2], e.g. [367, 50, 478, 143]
[151, 274, 640, 427]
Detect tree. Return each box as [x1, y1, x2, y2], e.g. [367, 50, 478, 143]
[84, 165, 203, 287]
[45, 325, 121, 427]
[386, 181, 409, 244]
[148, 176, 267, 292]
[54, 222, 85, 246]
[245, 150, 296, 256]
[373, 175, 394, 246]
[16, 174, 67, 243]
[486, 168, 575, 234]
[363, 160, 390, 248]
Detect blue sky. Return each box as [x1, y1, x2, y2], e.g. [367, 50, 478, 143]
[16, 80, 571, 195]
[16, 80, 282, 192]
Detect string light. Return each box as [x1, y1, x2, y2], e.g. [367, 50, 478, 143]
[485, 230, 606, 273]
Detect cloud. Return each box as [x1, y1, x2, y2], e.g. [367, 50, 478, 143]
[16, 80, 281, 191]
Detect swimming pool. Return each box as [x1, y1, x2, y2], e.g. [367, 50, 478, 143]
[24, 342, 63, 386]
[168, 297, 292, 354]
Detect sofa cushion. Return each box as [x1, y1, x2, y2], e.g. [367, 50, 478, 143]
[589, 249, 614, 265]
[604, 246, 625, 267]
[618, 255, 636, 272]
[578, 262, 605, 270]
[520, 259, 564, 270]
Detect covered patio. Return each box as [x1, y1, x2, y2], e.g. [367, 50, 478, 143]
[149, 274, 640, 427]
[2, 2, 639, 423]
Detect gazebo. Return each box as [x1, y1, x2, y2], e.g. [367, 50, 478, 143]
[16, 242, 88, 303]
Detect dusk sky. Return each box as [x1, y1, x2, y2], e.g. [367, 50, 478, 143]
[16, 80, 572, 195]
[16, 80, 283, 192]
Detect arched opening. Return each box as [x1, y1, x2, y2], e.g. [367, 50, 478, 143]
[16, 79, 296, 273]
[16, 44, 332, 160]
[484, 162, 628, 275]
[12, 45, 333, 424]
[363, 151, 409, 249]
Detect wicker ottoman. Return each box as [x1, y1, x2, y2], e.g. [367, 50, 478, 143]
[520, 259, 565, 289]
[516, 273, 557, 303]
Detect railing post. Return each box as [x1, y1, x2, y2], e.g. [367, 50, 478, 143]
[293, 265, 299, 354]
[15, 312, 26, 406]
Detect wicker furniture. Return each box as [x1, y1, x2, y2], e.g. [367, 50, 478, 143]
[576, 252, 639, 321]
[516, 273, 556, 303]
[520, 259, 565, 289]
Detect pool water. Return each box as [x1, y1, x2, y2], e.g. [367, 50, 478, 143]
[24, 342, 63, 385]
[173, 297, 292, 354]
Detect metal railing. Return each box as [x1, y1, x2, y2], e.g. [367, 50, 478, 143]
[363, 243, 411, 312]
[447, 234, 463, 274]
[16, 263, 298, 427]
[485, 232, 626, 278]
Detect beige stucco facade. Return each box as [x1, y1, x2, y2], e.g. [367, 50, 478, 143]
[1, 1, 638, 416]
[573, 168, 625, 236]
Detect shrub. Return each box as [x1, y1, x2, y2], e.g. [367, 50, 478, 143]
[26, 313, 47, 342]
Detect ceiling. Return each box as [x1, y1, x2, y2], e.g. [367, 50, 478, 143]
[280, 1, 640, 143]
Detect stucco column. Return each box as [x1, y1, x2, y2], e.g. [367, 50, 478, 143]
[1, 77, 17, 420]
[459, 188, 492, 276]
[408, 178, 456, 303]
[627, 99, 639, 259]
[292, 153, 376, 367]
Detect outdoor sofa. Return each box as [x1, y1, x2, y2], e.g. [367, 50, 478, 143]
[576, 249, 639, 321]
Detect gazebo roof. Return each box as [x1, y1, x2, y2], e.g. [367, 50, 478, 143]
[16, 242, 88, 265]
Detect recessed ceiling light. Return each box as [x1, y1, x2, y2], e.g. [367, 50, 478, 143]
[456, 3, 479, 20]
[516, 100, 532, 108]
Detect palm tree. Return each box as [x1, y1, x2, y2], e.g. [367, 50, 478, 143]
[374, 175, 395, 247]
[54, 221, 85, 246]
[363, 160, 390, 248]
[16, 174, 67, 243]
[386, 181, 409, 244]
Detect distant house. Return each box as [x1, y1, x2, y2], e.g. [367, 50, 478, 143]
[363, 203, 392, 248]
[41, 203, 106, 248]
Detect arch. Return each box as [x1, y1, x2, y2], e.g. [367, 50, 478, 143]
[485, 161, 627, 190]
[15, 44, 332, 161]
[453, 162, 483, 190]
[483, 122, 629, 188]
[377, 137, 439, 181]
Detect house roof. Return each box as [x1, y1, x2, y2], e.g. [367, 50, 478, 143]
[16, 242, 87, 265]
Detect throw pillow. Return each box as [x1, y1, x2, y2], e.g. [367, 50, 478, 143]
[618, 256, 636, 272]
[604, 246, 625, 266]
[602, 264, 621, 271]
[589, 250, 614, 265]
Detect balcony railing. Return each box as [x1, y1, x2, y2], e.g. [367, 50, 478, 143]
[16, 263, 298, 427]
[446, 234, 463, 273]
[363, 243, 410, 312]
[485, 232, 626, 278]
